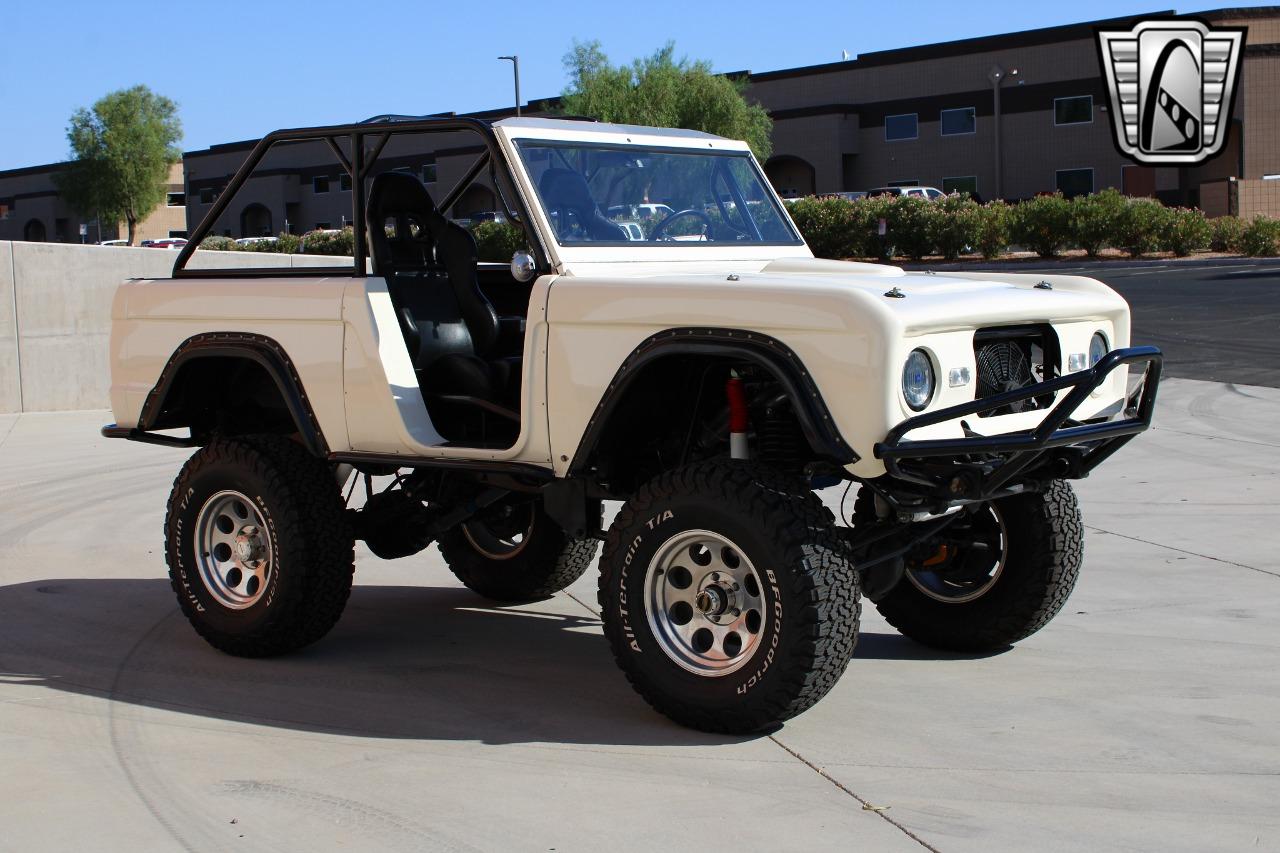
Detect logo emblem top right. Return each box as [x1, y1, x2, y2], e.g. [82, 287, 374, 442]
[1097, 19, 1246, 165]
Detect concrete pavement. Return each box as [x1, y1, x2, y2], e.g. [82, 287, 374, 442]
[0, 378, 1277, 851]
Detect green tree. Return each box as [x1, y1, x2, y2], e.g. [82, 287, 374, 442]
[56, 86, 182, 245]
[559, 41, 773, 161]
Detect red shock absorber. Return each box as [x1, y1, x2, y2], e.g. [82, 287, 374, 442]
[726, 372, 749, 460]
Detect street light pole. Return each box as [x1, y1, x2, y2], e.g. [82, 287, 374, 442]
[988, 65, 1004, 200]
[498, 55, 521, 117]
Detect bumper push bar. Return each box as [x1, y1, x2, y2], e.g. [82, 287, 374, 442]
[873, 346, 1163, 500]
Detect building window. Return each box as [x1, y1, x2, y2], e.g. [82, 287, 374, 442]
[167, 192, 186, 207]
[1055, 96, 1093, 126]
[884, 114, 918, 141]
[423, 156, 438, 184]
[340, 174, 352, 192]
[313, 176, 331, 194]
[943, 176, 979, 197]
[0, 203, 11, 220]
[940, 107, 976, 136]
[1056, 168, 1094, 198]
[198, 188, 215, 204]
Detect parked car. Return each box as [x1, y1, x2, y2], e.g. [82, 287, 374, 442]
[865, 186, 945, 199]
[144, 238, 188, 249]
[98, 239, 129, 247]
[102, 116, 1161, 735]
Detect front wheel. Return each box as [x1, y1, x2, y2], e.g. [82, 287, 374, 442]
[599, 462, 860, 734]
[867, 480, 1084, 651]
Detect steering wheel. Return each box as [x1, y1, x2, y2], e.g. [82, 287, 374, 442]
[649, 209, 713, 242]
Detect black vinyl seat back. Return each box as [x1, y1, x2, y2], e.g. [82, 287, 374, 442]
[538, 167, 628, 241]
[365, 172, 517, 438]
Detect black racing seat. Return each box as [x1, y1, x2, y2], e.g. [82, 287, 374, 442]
[366, 172, 522, 439]
[538, 168, 629, 241]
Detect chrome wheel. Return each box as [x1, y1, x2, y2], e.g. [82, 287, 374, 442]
[194, 489, 274, 610]
[906, 504, 1008, 604]
[644, 529, 766, 677]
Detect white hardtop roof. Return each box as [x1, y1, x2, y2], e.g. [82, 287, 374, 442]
[493, 116, 751, 151]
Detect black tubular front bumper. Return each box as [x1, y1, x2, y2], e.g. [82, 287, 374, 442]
[873, 346, 1163, 500]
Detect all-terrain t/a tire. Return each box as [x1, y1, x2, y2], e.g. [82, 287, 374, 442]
[437, 496, 599, 602]
[164, 435, 355, 657]
[867, 480, 1083, 652]
[599, 461, 860, 734]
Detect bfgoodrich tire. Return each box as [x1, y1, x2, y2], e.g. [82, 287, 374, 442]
[869, 480, 1083, 652]
[599, 461, 860, 734]
[164, 435, 355, 657]
[438, 496, 599, 602]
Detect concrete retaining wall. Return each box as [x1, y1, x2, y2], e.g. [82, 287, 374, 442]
[0, 241, 352, 413]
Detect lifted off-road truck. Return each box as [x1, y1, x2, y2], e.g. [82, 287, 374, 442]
[104, 116, 1161, 733]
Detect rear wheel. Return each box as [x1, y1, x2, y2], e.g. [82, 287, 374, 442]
[437, 497, 598, 601]
[865, 481, 1083, 651]
[599, 461, 860, 734]
[164, 435, 355, 657]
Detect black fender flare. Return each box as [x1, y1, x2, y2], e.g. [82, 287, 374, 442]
[568, 327, 857, 475]
[139, 332, 329, 456]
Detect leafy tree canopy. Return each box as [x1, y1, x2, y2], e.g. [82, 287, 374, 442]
[559, 41, 773, 161]
[56, 85, 182, 245]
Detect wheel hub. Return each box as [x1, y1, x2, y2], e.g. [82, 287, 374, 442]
[194, 490, 274, 610]
[645, 530, 766, 677]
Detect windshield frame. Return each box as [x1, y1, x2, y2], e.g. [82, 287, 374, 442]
[493, 120, 813, 269]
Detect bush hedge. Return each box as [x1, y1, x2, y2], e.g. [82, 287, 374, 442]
[470, 220, 526, 262]
[1240, 215, 1280, 257]
[782, 191, 1270, 261]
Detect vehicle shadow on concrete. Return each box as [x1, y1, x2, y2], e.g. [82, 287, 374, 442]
[0, 577, 738, 747]
[0, 578, 992, 745]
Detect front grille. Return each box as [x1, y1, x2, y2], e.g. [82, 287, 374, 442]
[973, 325, 1059, 417]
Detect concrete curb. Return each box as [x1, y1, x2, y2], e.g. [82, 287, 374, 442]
[902, 256, 1280, 272]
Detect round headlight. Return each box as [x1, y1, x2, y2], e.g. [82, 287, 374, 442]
[902, 349, 935, 411]
[1089, 332, 1108, 367]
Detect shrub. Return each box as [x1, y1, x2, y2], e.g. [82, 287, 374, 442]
[1070, 188, 1126, 257]
[1239, 215, 1280, 257]
[931, 194, 981, 260]
[787, 197, 860, 259]
[973, 201, 1011, 260]
[470, 220, 526, 262]
[858, 195, 896, 260]
[1161, 208, 1211, 257]
[301, 227, 354, 256]
[1209, 215, 1245, 252]
[1010, 193, 1073, 258]
[239, 233, 303, 254]
[885, 195, 937, 260]
[1115, 198, 1170, 257]
[199, 235, 238, 251]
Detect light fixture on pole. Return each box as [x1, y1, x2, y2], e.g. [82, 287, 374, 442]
[498, 55, 521, 117]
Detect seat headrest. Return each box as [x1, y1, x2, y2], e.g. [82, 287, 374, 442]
[367, 172, 441, 273]
[538, 168, 598, 213]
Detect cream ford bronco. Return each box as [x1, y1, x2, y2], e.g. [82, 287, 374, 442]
[103, 116, 1161, 733]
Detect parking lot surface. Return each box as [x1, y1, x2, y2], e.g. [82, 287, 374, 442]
[1, 376, 1277, 852]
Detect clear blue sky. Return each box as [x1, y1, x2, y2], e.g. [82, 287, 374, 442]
[1, 1, 1271, 170]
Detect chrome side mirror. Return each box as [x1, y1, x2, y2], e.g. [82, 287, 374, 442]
[510, 250, 536, 283]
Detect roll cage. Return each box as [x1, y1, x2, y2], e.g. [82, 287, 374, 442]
[171, 117, 553, 279]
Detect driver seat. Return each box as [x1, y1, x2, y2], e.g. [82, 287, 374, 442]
[538, 168, 628, 241]
[366, 172, 521, 440]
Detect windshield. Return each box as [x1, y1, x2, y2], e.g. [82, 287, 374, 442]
[515, 140, 800, 246]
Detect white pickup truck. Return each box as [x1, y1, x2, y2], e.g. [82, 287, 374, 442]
[103, 116, 1161, 733]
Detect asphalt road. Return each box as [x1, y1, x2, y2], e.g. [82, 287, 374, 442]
[1020, 259, 1280, 388]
